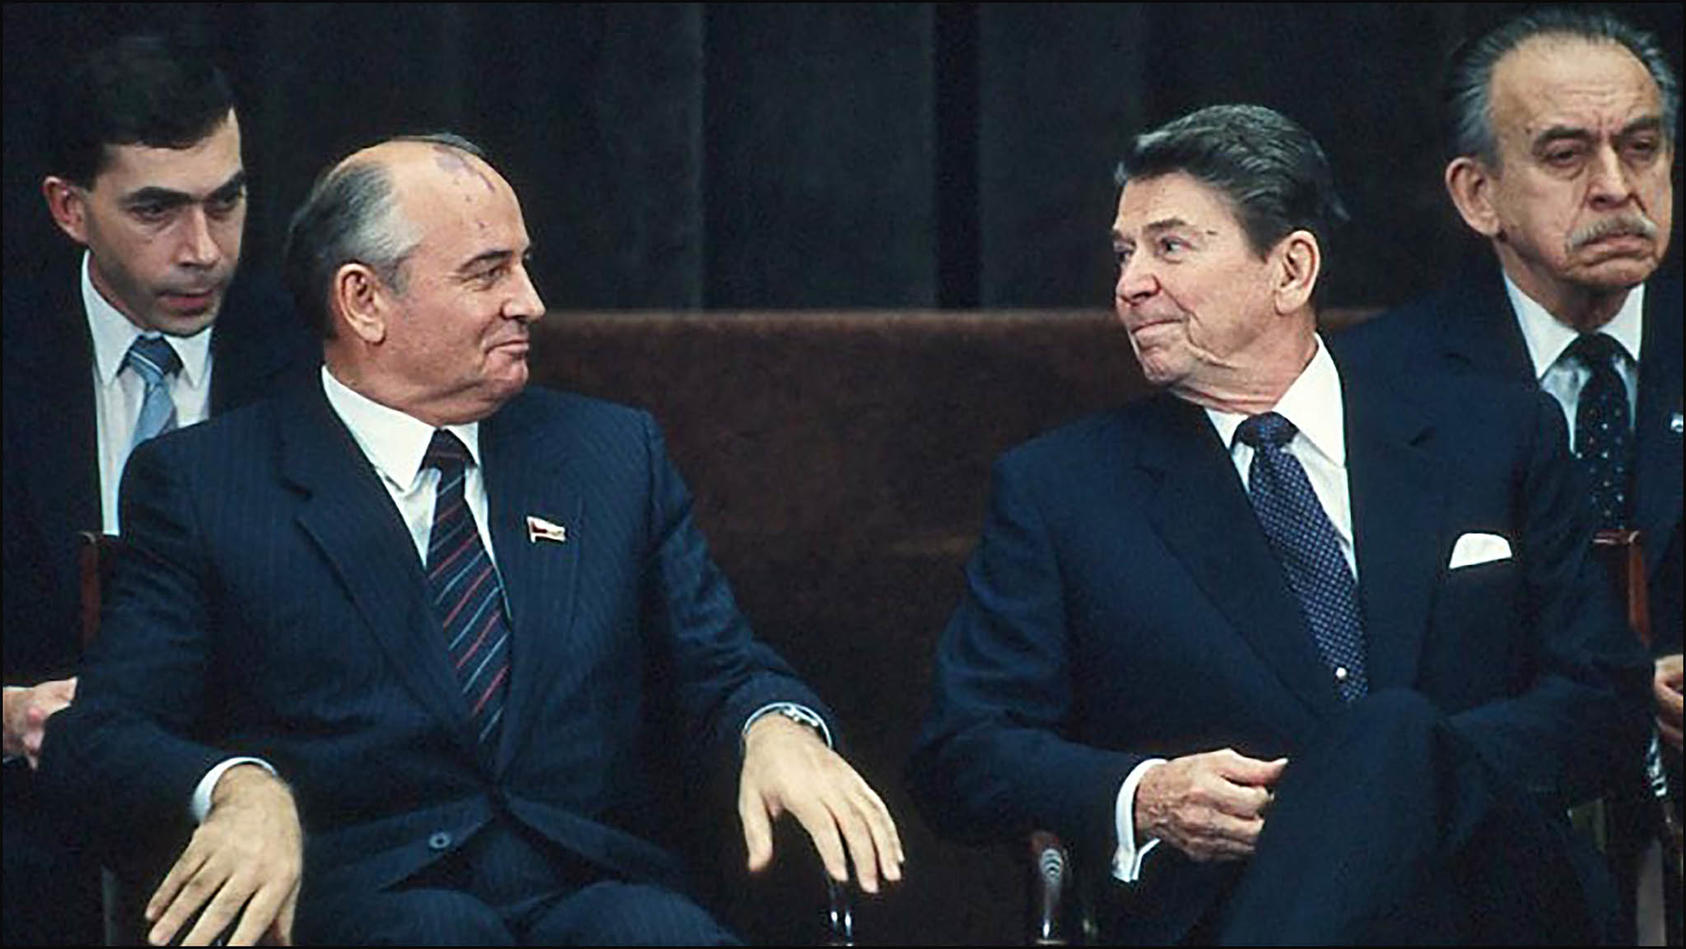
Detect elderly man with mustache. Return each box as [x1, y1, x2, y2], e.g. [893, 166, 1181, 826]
[1335, 8, 1681, 943]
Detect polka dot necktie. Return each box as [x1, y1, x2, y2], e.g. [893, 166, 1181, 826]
[1566, 333, 1633, 529]
[125, 335, 182, 450]
[1237, 412, 1368, 703]
[423, 430, 511, 751]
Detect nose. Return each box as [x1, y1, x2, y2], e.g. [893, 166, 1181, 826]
[175, 206, 220, 269]
[503, 261, 545, 323]
[1585, 143, 1637, 210]
[1115, 253, 1159, 306]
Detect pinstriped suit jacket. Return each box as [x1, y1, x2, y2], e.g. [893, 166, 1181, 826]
[40, 380, 831, 902]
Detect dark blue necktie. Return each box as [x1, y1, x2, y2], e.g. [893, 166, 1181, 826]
[1236, 412, 1368, 702]
[423, 430, 511, 749]
[125, 335, 182, 449]
[1566, 333, 1633, 529]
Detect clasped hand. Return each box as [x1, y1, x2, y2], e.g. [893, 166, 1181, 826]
[1134, 747, 1287, 862]
[738, 714, 905, 893]
[146, 765, 302, 946]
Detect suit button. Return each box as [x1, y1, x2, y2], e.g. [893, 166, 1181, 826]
[428, 831, 453, 851]
[1334, 667, 1349, 682]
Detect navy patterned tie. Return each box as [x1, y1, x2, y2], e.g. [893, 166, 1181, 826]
[423, 431, 511, 749]
[1236, 412, 1368, 702]
[1566, 333, 1633, 529]
[125, 336, 182, 449]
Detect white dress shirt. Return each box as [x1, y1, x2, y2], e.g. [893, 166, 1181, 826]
[1112, 336, 1355, 882]
[84, 252, 214, 533]
[1506, 275, 1643, 443]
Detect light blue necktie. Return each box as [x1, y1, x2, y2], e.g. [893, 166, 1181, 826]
[125, 336, 182, 450]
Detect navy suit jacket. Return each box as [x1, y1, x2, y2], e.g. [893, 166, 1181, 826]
[2, 262, 315, 685]
[907, 352, 1651, 943]
[1333, 265, 1683, 656]
[40, 381, 833, 904]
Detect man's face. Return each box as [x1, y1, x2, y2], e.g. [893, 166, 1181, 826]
[1481, 36, 1673, 300]
[378, 146, 545, 424]
[1111, 172, 1281, 395]
[47, 110, 246, 337]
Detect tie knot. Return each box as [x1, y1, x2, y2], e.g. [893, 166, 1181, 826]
[1566, 332, 1625, 371]
[125, 336, 182, 385]
[423, 430, 473, 473]
[1236, 412, 1297, 449]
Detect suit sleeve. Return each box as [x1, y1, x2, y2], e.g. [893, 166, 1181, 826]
[1445, 391, 1652, 808]
[907, 455, 1143, 856]
[637, 412, 837, 765]
[38, 436, 229, 850]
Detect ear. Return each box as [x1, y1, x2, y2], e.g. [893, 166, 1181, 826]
[1271, 229, 1321, 314]
[41, 176, 89, 244]
[332, 263, 391, 345]
[1444, 156, 1502, 238]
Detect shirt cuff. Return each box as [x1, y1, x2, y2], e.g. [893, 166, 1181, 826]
[192, 757, 277, 823]
[1112, 757, 1167, 883]
[742, 702, 833, 749]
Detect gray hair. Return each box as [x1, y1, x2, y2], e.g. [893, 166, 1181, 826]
[283, 132, 488, 338]
[1444, 8, 1679, 166]
[1115, 103, 1350, 259]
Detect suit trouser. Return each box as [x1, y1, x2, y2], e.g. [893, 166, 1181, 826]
[1215, 688, 1604, 946]
[296, 819, 738, 946]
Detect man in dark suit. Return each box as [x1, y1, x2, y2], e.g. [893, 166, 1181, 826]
[907, 103, 1652, 944]
[41, 133, 902, 946]
[2, 34, 312, 946]
[1335, 10, 1681, 939]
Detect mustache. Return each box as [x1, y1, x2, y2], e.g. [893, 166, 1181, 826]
[1568, 213, 1659, 251]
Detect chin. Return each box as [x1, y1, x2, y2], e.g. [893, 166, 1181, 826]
[1571, 258, 1658, 293]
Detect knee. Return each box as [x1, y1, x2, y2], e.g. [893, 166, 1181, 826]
[535, 881, 738, 946]
[297, 887, 513, 946]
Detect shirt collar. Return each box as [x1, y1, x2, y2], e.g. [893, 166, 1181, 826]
[82, 250, 214, 389]
[1504, 273, 1645, 379]
[1206, 334, 1347, 469]
[320, 365, 483, 492]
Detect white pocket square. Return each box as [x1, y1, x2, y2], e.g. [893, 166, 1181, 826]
[1448, 532, 1512, 569]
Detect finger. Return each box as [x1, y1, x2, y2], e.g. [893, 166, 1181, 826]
[1659, 720, 1683, 751]
[787, 797, 850, 884]
[150, 868, 222, 947]
[181, 878, 250, 947]
[1214, 750, 1289, 785]
[851, 780, 904, 880]
[148, 844, 209, 923]
[227, 879, 285, 947]
[738, 783, 776, 873]
[271, 880, 299, 946]
[832, 798, 881, 893]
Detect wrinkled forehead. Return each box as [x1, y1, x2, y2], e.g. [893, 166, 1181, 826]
[1491, 36, 1663, 131]
[1113, 171, 1241, 237]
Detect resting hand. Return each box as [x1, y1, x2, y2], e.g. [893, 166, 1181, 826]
[3, 677, 77, 768]
[738, 714, 905, 893]
[146, 764, 301, 946]
[1134, 747, 1287, 862]
[1655, 653, 1683, 751]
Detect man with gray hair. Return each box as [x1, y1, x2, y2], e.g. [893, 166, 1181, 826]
[1338, 10, 1681, 939]
[41, 134, 902, 945]
[908, 102, 1650, 943]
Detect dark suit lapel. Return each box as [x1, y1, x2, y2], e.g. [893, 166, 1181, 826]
[279, 384, 480, 755]
[1436, 264, 1535, 384]
[480, 395, 582, 773]
[1136, 395, 1342, 717]
[1338, 357, 1443, 690]
[33, 278, 103, 538]
[1633, 278, 1683, 577]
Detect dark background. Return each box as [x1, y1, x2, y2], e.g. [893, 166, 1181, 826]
[4, 2, 1680, 317]
[5, 3, 1682, 945]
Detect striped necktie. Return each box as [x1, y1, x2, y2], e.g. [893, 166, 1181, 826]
[125, 335, 182, 450]
[422, 430, 511, 750]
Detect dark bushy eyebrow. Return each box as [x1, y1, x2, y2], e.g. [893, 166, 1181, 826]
[120, 169, 248, 208]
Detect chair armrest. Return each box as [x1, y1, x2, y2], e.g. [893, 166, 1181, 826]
[824, 874, 854, 945]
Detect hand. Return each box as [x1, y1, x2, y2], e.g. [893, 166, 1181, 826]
[146, 765, 301, 946]
[738, 714, 905, 894]
[1134, 747, 1287, 862]
[1655, 653, 1683, 751]
[3, 677, 77, 768]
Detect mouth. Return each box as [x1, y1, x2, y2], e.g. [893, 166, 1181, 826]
[158, 286, 221, 315]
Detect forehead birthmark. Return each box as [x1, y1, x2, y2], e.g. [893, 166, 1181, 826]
[431, 145, 495, 193]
